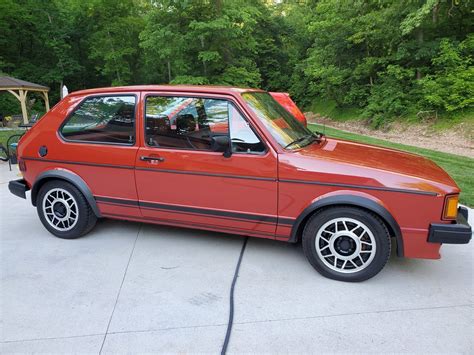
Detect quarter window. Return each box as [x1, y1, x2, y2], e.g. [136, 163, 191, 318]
[61, 95, 136, 145]
[145, 96, 265, 153]
[229, 104, 265, 154]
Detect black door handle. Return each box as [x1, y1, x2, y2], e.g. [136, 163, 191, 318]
[140, 156, 165, 162]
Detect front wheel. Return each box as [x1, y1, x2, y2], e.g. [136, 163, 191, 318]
[302, 206, 391, 282]
[37, 180, 97, 239]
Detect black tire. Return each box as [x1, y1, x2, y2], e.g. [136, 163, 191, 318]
[37, 180, 97, 239]
[302, 206, 391, 282]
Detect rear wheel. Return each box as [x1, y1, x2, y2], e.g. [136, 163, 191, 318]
[37, 180, 97, 239]
[302, 206, 391, 282]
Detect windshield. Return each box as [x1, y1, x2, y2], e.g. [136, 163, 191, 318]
[241, 92, 317, 149]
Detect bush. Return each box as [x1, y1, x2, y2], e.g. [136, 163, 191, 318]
[420, 37, 474, 112]
[363, 65, 416, 127]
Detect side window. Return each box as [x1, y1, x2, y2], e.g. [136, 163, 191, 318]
[145, 96, 229, 151]
[145, 96, 264, 154]
[229, 105, 265, 154]
[61, 95, 136, 145]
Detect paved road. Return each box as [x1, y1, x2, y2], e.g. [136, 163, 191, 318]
[1, 163, 472, 353]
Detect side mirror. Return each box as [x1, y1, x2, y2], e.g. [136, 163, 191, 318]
[211, 135, 232, 158]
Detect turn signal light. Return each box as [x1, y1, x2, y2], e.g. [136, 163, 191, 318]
[443, 195, 459, 220]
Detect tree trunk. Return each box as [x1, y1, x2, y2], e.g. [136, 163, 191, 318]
[167, 61, 171, 82]
[200, 36, 207, 77]
[366, 43, 373, 86]
[432, 2, 439, 24]
[416, 29, 424, 80]
[107, 30, 121, 84]
[214, 0, 222, 15]
[116, 69, 121, 84]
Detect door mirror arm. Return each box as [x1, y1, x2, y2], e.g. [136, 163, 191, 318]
[223, 143, 232, 158]
[211, 135, 232, 158]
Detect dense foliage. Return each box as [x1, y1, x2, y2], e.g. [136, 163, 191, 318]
[0, 0, 472, 124]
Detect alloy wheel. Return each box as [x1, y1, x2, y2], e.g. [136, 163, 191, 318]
[42, 188, 79, 231]
[315, 217, 376, 273]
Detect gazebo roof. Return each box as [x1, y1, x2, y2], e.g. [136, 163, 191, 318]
[0, 76, 49, 91]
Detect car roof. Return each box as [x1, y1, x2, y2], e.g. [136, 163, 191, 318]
[70, 84, 265, 97]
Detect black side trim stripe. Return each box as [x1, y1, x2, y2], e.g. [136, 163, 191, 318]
[24, 156, 438, 196]
[101, 212, 277, 237]
[279, 179, 439, 196]
[135, 167, 276, 182]
[140, 201, 278, 223]
[95, 196, 295, 226]
[95, 196, 139, 206]
[23, 157, 134, 170]
[278, 217, 295, 225]
[139, 205, 278, 226]
[24, 157, 273, 181]
[95, 197, 278, 225]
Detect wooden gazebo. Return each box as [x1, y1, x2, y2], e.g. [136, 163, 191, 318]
[0, 76, 50, 124]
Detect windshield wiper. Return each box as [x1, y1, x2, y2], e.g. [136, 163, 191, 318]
[284, 133, 319, 149]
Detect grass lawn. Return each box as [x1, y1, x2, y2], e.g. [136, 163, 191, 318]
[307, 98, 473, 128]
[308, 99, 362, 122]
[309, 124, 473, 207]
[0, 129, 25, 148]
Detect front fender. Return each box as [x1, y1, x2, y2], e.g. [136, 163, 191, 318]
[31, 169, 101, 217]
[289, 193, 403, 257]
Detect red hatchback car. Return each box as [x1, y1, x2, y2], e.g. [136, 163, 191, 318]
[9, 85, 472, 281]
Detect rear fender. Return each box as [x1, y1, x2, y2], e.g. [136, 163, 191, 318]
[31, 169, 101, 217]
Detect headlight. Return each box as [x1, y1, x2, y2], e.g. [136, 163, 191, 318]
[443, 195, 459, 220]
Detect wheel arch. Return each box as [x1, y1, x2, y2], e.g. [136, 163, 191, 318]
[31, 169, 101, 218]
[289, 194, 403, 257]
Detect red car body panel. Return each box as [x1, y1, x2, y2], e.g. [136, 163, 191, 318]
[270, 92, 307, 126]
[277, 140, 455, 258]
[17, 85, 464, 259]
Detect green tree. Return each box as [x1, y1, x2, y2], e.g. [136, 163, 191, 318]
[420, 36, 474, 112]
[87, 0, 145, 86]
[293, 0, 473, 122]
[140, 0, 265, 86]
[0, 0, 472, 123]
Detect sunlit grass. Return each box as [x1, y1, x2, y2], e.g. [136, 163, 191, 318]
[0, 129, 25, 148]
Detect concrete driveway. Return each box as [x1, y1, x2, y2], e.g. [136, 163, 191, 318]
[1, 163, 472, 353]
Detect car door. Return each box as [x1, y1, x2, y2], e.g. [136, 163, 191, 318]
[135, 92, 278, 238]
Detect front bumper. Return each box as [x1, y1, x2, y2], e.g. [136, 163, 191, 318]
[428, 207, 472, 244]
[8, 179, 29, 199]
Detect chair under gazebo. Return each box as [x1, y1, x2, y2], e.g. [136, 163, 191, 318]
[0, 75, 50, 124]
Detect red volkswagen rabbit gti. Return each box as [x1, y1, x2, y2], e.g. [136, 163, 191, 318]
[8, 85, 472, 282]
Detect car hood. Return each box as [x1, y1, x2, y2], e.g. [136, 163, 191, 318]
[279, 138, 459, 195]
